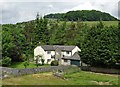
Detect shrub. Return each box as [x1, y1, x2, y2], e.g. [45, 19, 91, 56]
[23, 61, 29, 68]
[51, 60, 59, 66]
[41, 59, 45, 65]
[19, 54, 26, 61]
[2, 56, 11, 67]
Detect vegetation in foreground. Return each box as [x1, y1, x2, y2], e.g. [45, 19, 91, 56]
[2, 71, 118, 85]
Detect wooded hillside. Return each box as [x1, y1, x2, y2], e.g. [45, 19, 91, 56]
[1, 12, 120, 68]
[44, 10, 118, 21]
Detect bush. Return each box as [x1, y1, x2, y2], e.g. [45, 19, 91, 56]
[41, 59, 45, 65]
[23, 61, 29, 68]
[51, 60, 59, 66]
[20, 54, 26, 61]
[2, 56, 12, 67]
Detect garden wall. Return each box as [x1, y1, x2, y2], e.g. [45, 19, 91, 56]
[81, 66, 120, 74]
[1, 66, 75, 79]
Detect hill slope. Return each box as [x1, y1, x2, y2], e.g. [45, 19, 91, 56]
[44, 10, 117, 21]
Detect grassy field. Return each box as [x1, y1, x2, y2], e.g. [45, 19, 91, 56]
[2, 71, 119, 85]
[82, 21, 118, 27]
[60, 21, 118, 27]
[9, 62, 50, 69]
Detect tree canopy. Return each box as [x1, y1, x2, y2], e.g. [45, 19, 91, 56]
[1, 13, 120, 69]
[44, 10, 118, 21]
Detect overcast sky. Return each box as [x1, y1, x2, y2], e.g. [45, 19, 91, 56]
[0, 0, 120, 24]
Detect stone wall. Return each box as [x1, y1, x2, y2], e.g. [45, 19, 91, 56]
[81, 66, 120, 74]
[1, 66, 74, 79]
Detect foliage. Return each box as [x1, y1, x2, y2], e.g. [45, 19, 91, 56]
[45, 10, 117, 21]
[35, 55, 43, 67]
[19, 54, 27, 61]
[51, 60, 59, 66]
[35, 55, 40, 67]
[2, 56, 11, 67]
[2, 12, 119, 68]
[2, 25, 26, 62]
[0, 60, 2, 66]
[41, 58, 45, 65]
[23, 61, 29, 68]
[80, 22, 120, 68]
[9, 62, 50, 68]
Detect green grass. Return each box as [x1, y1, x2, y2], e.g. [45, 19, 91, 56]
[2, 71, 119, 85]
[9, 62, 50, 69]
[62, 21, 118, 27]
[83, 21, 118, 27]
[64, 71, 119, 85]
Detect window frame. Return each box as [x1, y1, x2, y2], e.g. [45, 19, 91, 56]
[66, 51, 70, 54]
[64, 59, 68, 62]
[47, 51, 51, 54]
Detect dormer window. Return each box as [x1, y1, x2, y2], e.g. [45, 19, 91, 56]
[47, 51, 51, 54]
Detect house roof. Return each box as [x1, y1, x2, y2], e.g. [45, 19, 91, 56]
[41, 45, 55, 51]
[41, 45, 76, 51]
[62, 52, 80, 60]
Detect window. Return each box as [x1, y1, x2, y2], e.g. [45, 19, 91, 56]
[66, 51, 70, 54]
[47, 51, 51, 54]
[47, 59, 51, 62]
[51, 55, 55, 58]
[64, 59, 68, 62]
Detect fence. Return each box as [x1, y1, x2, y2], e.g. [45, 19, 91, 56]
[1, 66, 119, 79]
[81, 66, 120, 74]
[1, 66, 75, 79]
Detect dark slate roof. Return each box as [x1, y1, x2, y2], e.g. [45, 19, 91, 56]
[62, 52, 80, 60]
[41, 45, 76, 51]
[41, 45, 55, 51]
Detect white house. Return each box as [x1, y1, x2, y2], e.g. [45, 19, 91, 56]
[34, 45, 81, 66]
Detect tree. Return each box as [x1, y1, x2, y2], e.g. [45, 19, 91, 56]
[42, 18, 49, 44]
[80, 22, 120, 68]
[2, 25, 26, 62]
[2, 56, 11, 67]
[44, 10, 117, 21]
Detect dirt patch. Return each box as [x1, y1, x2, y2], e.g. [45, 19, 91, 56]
[91, 81, 112, 85]
[32, 72, 53, 78]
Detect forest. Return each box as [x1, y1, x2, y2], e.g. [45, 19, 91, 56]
[1, 10, 120, 69]
[44, 10, 118, 21]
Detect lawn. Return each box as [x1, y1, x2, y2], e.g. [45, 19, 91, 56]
[2, 71, 119, 85]
[9, 62, 50, 69]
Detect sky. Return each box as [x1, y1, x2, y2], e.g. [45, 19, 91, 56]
[0, 0, 120, 24]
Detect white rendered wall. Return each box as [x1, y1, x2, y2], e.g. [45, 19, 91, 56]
[44, 51, 55, 64]
[62, 51, 72, 57]
[34, 46, 81, 64]
[34, 46, 53, 64]
[72, 46, 81, 55]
